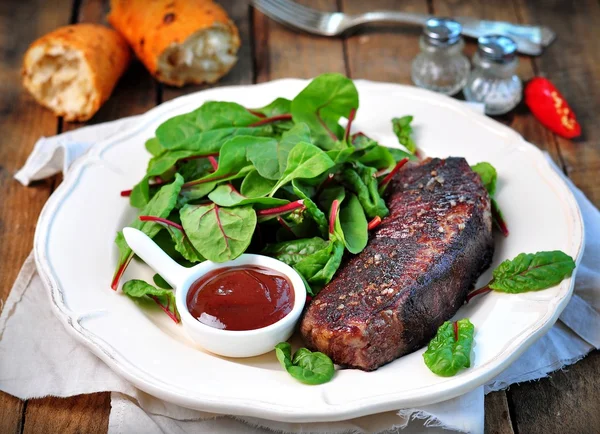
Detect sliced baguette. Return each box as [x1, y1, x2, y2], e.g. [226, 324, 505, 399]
[22, 24, 130, 122]
[108, 0, 240, 87]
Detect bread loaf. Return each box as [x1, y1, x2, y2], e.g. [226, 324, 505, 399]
[22, 24, 130, 122]
[108, 0, 240, 87]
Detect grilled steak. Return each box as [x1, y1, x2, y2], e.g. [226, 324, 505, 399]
[300, 157, 494, 371]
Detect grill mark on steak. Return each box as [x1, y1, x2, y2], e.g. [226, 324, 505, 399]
[300, 157, 494, 371]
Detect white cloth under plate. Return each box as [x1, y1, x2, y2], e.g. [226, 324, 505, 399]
[2, 110, 599, 434]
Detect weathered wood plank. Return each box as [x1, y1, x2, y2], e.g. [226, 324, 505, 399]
[484, 391, 515, 434]
[0, 1, 72, 431]
[253, 0, 346, 83]
[21, 2, 149, 433]
[0, 0, 70, 297]
[508, 350, 600, 434]
[162, 0, 255, 102]
[23, 393, 110, 434]
[341, 0, 428, 83]
[0, 393, 25, 434]
[515, 0, 600, 206]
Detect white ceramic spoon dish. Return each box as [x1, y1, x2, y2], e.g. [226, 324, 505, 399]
[122, 227, 306, 358]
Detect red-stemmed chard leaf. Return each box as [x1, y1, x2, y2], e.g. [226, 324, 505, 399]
[180, 203, 257, 263]
[249, 113, 293, 127]
[378, 157, 409, 193]
[111, 175, 183, 290]
[122, 279, 180, 323]
[467, 251, 576, 302]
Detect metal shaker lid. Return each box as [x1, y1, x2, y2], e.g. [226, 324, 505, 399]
[477, 35, 518, 62]
[423, 18, 462, 46]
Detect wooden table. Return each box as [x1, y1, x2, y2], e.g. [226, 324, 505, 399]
[1, 0, 598, 432]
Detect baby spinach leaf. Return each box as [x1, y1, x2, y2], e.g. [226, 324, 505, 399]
[341, 163, 388, 219]
[145, 137, 164, 156]
[184, 136, 257, 186]
[156, 102, 261, 147]
[162, 224, 204, 263]
[388, 147, 418, 163]
[489, 251, 576, 293]
[247, 124, 314, 181]
[173, 126, 274, 154]
[351, 133, 378, 151]
[471, 162, 497, 196]
[194, 101, 262, 131]
[392, 115, 417, 154]
[277, 123, 313, 173]
[292, 180, 328, 236]
[208, 184, 288, 208]
[129, 177, 151, 208]
[270, 142, 335, 195]
[253, 97, 291, 117]
[153, 274, 172, 289]
[326, 147, 355, 165]
[262, 237, 329, 266]
[177, 182, 217, 206]
[241, 170, 277, 198]
[291, 73, 359, 150]
[423, 319, 474, 377]
[177, 158, 214, 182]
[122, 279, 180, 323]
[337, 193, 368, 254]
[275, 342, 335, 385]
[357, 145, 396, 171]
[156, 113, 201, 148]
[112, 175, 184, 290]
[180, 203, 257, 263]
[246, 137, 284, 180]
[295, 239, 344, 293]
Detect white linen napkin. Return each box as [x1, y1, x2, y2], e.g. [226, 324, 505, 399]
[2, 113, 599, 434]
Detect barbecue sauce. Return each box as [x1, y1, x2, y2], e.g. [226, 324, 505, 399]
[186, 266, 294, 331]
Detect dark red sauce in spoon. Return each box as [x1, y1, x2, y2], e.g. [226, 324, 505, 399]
[186, 265, 294, 331]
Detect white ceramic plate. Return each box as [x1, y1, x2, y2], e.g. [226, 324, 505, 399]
[34, 79, 584, 422]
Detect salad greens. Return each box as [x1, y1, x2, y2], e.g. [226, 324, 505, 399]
[467, 250, 576, 300]
[392, 115, 417, 154]
[471, 161, 509, 236]
[425, 250, 575, 377]
[122, 279, 180, 323]
[275, 342, 335, 385]
[113, 73, 418, 304]
[423, 319, 474, 377]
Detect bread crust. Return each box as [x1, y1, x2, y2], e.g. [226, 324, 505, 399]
[22, 24, 130, 121]
[108, 0, 240, 86]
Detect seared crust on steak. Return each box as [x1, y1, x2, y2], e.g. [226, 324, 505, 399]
[300, 157, 494, 371]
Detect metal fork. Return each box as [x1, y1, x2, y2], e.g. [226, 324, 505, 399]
[252, 0, 555, 56]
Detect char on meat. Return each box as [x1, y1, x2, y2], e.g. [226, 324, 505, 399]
[300, 157, 494, 371]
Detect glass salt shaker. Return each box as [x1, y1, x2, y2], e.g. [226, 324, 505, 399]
[464, 35, 522, 115]
[411, 18, 470, 96]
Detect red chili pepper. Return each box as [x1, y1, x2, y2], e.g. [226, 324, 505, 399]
[524, 77, 581, 139]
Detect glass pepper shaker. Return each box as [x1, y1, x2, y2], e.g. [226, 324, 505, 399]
[464, 35, 522, 115]
[411, 18, 470, 96]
